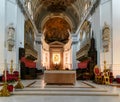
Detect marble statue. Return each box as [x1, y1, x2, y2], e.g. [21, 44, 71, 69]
[7, 24, 15, 51]
[102, 22, 110, 52]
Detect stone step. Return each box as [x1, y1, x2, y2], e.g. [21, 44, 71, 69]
[13, 91, 119, 96]
[15, 88, 108, 92]
[14, 87, 119, 96]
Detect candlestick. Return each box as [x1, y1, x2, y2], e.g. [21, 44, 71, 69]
[10, 59, 13, 74]
[103, 49, 107, 72]
[18, 61, 21, 78]
[0, 59, 10, 96]
[15, 60, 24, 89]
[4, 59, 7, 82]
[0, 27, 11, 96]
[0, 82, 10, 96]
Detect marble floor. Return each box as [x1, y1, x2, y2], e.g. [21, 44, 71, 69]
[0, 78, 120, 102]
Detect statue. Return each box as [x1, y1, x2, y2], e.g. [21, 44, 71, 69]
[7, 24, 15, 51]
[102, 22, 110, 52]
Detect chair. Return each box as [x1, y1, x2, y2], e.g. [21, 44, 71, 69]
[108, 71, 114, 83]
[94, 65, 103, 84]
[116, 75, 120, 83]
[102, 70, 110, 85]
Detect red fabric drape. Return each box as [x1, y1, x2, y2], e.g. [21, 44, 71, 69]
[21, 57, 36, 68]
[78, 60, 89, 69]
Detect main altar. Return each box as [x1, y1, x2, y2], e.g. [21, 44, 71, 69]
[42, 38, 75, 85]
[44, 70, 76, 85]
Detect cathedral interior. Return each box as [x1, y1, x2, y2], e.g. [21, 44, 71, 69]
[0, 0, 120, 101]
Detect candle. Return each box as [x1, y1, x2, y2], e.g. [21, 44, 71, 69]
[4, 59, 7, 82]
[18, 60, 21, 77]
[4, 34, 8, 82]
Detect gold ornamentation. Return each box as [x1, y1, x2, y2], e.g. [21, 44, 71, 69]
[14, 77, 24, 89]
[0, 82, 10, 96]
[15, 61, 24, 89]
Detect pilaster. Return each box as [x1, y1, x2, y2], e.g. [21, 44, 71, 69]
[0, 0, 6, 74]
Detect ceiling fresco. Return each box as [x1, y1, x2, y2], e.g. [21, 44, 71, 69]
[43, 17, 71, 44]
[40, 0, 76, 12]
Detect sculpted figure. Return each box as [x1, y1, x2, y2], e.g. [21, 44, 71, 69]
[102, 22, 110, 52]
[7, 24, 15, 51]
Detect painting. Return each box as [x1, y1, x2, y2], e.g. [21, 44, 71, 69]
[53, 53, 60, 64]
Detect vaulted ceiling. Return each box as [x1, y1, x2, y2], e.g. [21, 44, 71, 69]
[25, 0, 93, 43]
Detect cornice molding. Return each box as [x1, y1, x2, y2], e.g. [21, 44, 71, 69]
[90, 0, 101, 15]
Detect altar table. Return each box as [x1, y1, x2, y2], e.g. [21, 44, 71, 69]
[44, 70, 76, 85]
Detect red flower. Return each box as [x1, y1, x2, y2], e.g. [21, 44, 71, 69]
[7, 85, 14, 92]
[2, 73, 19, 83]
[13, 71, 19, 77]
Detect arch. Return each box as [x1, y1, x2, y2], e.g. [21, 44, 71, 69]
[41, 14, 73, 33]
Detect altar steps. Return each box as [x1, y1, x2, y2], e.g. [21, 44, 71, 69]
[13, 88, 119, 96]
[15, 87, 108, 92]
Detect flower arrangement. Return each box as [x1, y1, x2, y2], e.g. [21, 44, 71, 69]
[2, 71, 19, 83]
[2, 70, 19, 92]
